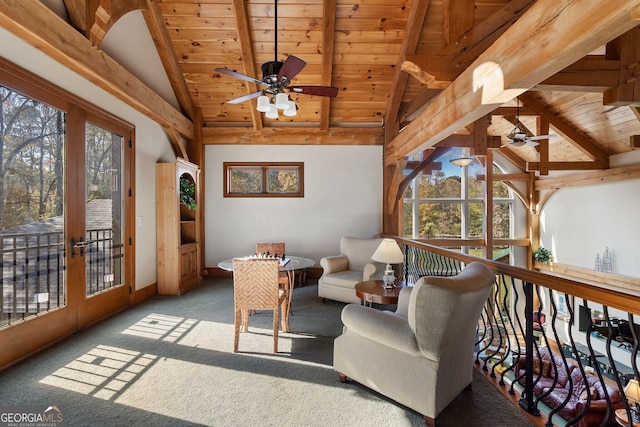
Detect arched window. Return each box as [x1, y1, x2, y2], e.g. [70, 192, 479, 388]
[402, 148, 515, 261]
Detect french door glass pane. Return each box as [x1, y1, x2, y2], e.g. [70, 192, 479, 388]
[85, 123, 123, 296]
[0, 86, 66, 326]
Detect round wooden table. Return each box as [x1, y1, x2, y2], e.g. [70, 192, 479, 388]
[615, 408, 640, 426]
[355, 280, 405, 306]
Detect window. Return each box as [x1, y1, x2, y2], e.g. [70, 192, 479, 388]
[403, 149, 484, 240]
[402, 149, 516, 261]
[224, 162, 304, 197]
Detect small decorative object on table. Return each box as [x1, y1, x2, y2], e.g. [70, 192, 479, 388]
[371, 239, 404, 289]
[249, 252, 290, 267]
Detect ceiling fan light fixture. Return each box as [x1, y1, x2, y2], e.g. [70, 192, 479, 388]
[256, 95, 270, 112]
[265, 103, 279, 119]
[507, 124, 526, 140]
[450, 157, 476, 167]
[283, 100, 297, 116]
[275, 92, 290, 109]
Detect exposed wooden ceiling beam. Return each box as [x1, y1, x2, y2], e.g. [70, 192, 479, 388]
[406, 0, 535, 81]
[604, 26, 640, 107]
[442, 0, 474, 45]
[0, 0, 195, 140]
[519, 93, 609, 162]
[526, 160, 609, 171]
[383, 0, 430, 140]
[535, 164, 640, 190]
[399, 88, 442, 124]
[88, 0, 147, 47]
[493, 106, 538, 116]
[143, 0, 196, 121]
[320, 0, 336, 131]
[202, 126, 383, 145]
[533, 57, 620, 92]
[164, 126, 189, 160]
[63, 0, 96, 34]
[398, 147, 448, 199]
[433, 134, 502, 149]
[401, 56, 621, 128]
[473, 114, 489, 156]
[385, 0, 640, 166]
[537, 117, 550, 175]
[231, 0, 263, 131]
[64, 0, 148, 47]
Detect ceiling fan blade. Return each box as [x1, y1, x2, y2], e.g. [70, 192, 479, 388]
[278, 56, 307, 82]
[507, 140, 527, 148]
[227, 91, 263, 104]
[289, 86, 339, 97]
[527, 134, 557, 141]
[215, 68, 266, 86]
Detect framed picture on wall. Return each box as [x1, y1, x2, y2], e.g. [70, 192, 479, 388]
[555, 292, 572, 321]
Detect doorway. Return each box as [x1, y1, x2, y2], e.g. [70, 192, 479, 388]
[0, 61, 134, 368]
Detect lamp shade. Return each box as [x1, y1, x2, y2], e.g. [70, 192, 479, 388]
[275, 92, 290, 110]
[371, 239, 404, 264]
[265, 104, 278, 119]
[625, 379, 640, 403]
[450, 157, 475, 167]
[256, 95, 270, 112]
[283, 100, 297, 116]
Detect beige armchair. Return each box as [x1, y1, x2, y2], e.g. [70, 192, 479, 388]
[318, 236, 385, 304]
[333, 262, 496, 426]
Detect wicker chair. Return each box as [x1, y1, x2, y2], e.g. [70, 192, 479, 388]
[232, 258, 289, 353]
[256, 242, 291, 289]
[256, 242, 285, 257]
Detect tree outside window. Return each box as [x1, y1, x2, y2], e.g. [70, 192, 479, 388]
[224, 162, 304, 197]
[403, 149, 513, 253]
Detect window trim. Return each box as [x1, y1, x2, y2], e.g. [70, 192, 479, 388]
[223, 161, 304, 198]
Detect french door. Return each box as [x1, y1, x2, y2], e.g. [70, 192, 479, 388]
[0, 62, 134, 368]
[70, 113, 131, 327]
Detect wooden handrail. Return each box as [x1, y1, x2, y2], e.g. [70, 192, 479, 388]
[391, 236, 640, 315]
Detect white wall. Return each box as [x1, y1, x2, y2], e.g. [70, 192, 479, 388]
[0, 26, 172, 290]
[537, 151, 640, 278]
[205, 145, 383, 267]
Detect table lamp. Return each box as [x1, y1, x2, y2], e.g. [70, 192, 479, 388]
[624, 378, 640, 423]
[371, 239, 404, 289]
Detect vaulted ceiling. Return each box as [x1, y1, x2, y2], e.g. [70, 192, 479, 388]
[8, 1, 640, 174]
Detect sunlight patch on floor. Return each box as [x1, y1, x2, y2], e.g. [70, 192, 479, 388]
[121, 313, 197, 341]
[39, 345, 157, 400]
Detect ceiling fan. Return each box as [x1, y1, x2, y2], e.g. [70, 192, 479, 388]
[503, 97, 556, 148]
[214, 0, 338, 108]
[505, 125, 556, 148]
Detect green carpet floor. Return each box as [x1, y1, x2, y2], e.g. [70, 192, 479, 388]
[0, 277, 535, 426]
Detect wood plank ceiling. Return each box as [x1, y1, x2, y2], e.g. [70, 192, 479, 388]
[59, 1, 640, 173]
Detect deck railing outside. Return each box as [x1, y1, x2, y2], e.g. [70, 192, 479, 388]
[395, 237, 640, 427]
[0, 229, 122, 327]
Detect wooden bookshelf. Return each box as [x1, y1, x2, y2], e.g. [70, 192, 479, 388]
[156, 158, 202, 295]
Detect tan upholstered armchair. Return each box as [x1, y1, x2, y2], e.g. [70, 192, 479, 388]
[318, 236, 385, 304]
[333, 262, 496, 426]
